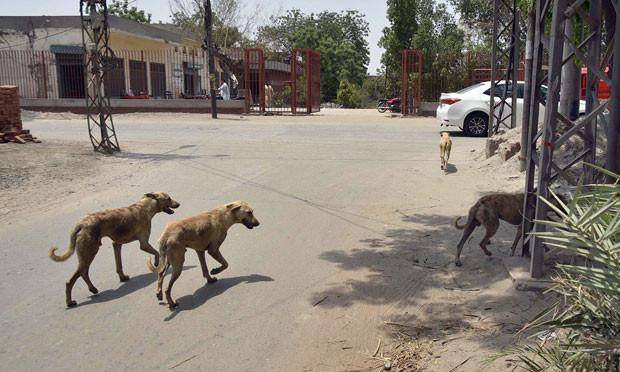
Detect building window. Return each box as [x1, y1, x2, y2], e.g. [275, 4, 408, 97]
[55, 53, 85, 99]
[183, 61, 201, 96]
[129, 60, 147, 95]
[150, 62, 166, 98]
[104, 57, 125, 98]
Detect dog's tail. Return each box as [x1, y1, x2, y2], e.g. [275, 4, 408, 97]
[454, 217, 468, 229]
[49, 225, 81, 262]
[147, 239, 168, 275]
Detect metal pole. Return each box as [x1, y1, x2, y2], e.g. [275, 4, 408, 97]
[203, 0, 217, 119]
[520, 9, 535, 172]
[608, 4, 620, 176]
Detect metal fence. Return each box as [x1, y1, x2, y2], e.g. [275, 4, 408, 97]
[0, 48, 212, 100]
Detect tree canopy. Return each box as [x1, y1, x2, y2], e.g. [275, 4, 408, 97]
[108, 0, 152, 24]
[256, 9, 370, 101]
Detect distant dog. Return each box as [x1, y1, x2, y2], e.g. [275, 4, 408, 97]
[453, 192, 524, 266]
[148, 201, 260, 309]
[440, 132, 452, 173]
[49, 192, 180, 307]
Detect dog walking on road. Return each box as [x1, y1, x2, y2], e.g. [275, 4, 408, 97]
[49, 192, 180, 307]
[148, 200, 260, 309]
[440, 132, 452, 173]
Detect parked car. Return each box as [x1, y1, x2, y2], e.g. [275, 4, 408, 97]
[436, 81, 587, 136]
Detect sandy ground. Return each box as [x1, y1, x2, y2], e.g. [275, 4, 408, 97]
[0, 109, 550, 371]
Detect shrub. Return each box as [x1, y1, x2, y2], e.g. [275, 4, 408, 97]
[489, 164, 620, 370]
[336, 80, 363, 108]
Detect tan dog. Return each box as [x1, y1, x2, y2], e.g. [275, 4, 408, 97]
[440, 132, 452, 173]
[148, 200, 260, 309]
[49, 192, 180, 307]
[454, 192, 524, 266]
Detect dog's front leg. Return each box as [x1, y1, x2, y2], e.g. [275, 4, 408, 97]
[113, 243, 130, 282]
[139, 240, 159, 267]
[208, 248, 229, 275]
[196, 250, 217, 283]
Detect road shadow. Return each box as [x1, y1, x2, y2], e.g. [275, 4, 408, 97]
[76, 266, 195, 307]
[313, 212, 551, 359]
[445, 163, 458, 174]
[164, 274, 274, 321]
[115, 152, 198, 162]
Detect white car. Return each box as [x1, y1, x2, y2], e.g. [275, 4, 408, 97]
[436, 81, 586, 136]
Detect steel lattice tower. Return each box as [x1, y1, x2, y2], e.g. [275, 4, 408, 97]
[520, 0, 616, 277]
[80, 0, 120, 153]
[489, 0, 520, 136]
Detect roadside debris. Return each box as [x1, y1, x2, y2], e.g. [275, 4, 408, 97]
[0, 86, 39, 144]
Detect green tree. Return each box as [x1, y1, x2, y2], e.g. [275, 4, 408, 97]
[108, 0, 152, 24]
[336, 80, 363, 108]
[256, 9, 370, 101]
[379, 0, 465, 99]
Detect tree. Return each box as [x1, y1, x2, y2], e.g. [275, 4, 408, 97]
[337, 80, 363, 108]
[256, 9, 370, 101]
[169, 0, 261, 48]
[379, 0, 465, 99]
[108, 0, 152, 24]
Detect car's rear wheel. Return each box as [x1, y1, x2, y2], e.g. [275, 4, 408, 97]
[463, 112, 489, 137]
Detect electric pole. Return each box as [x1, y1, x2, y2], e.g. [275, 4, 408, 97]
[204, 0, 217, 118]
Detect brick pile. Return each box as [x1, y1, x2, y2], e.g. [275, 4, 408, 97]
[0, 85, 40, 144]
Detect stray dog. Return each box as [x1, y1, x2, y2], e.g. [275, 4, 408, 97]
[148, 200, 260, 309]
[49, 192, 180, 307]
[454, 192, 524, 266]
[440, 132, 452, 173]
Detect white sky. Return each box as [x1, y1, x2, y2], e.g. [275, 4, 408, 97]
[0, 0, 389, 73]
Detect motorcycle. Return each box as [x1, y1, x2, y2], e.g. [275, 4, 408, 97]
[377, 97, 401, 113]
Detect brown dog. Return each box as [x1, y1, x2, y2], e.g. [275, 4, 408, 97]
[440, 132, 452, 173]
[148, 200, 260, 309]
[454, 192, 523, 266]
[49, 192, 180, 307]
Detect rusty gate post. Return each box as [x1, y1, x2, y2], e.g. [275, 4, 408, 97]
[291, 50, 297, 114]
[306, 50, 312, 113]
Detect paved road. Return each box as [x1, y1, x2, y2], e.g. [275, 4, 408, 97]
[1, 110, 523, 371]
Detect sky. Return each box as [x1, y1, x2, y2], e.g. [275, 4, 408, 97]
[0, 0, 389, 73]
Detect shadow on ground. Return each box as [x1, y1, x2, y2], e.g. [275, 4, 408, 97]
[77, 265, 196, 307]
[164, 274, 274, 321]
[313, 212, 550, 363]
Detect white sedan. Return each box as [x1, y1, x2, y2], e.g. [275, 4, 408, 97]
[436, 81, 585, 136]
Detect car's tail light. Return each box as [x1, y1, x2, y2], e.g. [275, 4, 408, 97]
[440, 98, 461, 105]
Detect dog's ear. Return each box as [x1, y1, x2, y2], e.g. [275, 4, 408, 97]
[226, 202, 242, 212]
[144, 193, 158, 200]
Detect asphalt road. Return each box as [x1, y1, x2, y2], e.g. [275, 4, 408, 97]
[0, 110, 526, 371]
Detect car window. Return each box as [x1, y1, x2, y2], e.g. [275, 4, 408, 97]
[483, 84, 509, 96]
[517, 83, 525, 98]
[457, 83, 486, 94]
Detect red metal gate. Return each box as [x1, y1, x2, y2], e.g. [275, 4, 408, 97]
[243, 48, 320, 114]
[401, 49, 423, 115]
[243, 48, 265, 112]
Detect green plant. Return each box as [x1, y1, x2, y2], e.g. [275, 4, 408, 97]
[336, 80, 363, 108]
[488, 164, 620, 371]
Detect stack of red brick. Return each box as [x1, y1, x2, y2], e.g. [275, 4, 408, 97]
[0, 85, 39, 144]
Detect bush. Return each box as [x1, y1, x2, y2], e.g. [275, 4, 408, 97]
[488, 164, 620, 370]
[336, 80, 363, 108]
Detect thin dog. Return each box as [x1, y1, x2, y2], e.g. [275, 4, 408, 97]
[453, 192, 523, 266]
[148, 200, 260, 309]
[49, 192, 180, 307]
[440, 132, 452, 173]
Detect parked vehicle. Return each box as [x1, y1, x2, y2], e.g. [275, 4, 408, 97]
[377, 97, 401, 113]
[436, 81, 587, 136]
[580, 67, 611, 100]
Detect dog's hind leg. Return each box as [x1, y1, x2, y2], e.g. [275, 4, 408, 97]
[155, 261, 169, 301]
[455, 222, 476, 266]
[65, 270, 81, 307]
[78, 246, 99, 295]
[510, 224, 523, 256]
[196, 250, 217, 283]
[165, 247, 185, 309]
[113, 243, 130, 282]
[479, 215, 498, 257]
